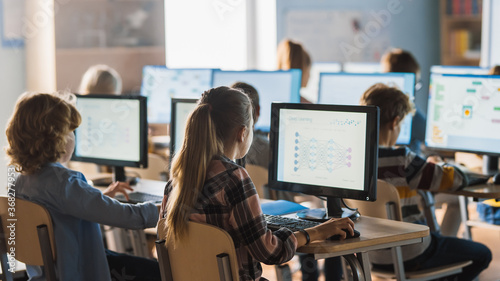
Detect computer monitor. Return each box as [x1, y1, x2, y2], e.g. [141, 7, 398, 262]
[140, 66, 212, 123]
[71, 94, 148, 182]
[302, 62, 342, 103]
[211, 70, 302, 131]
[269, 103, 379, 217]
[430, 65, 490, 75]
[170, 98, 198, 159]
[425, 73, 500, 173]
[342, 62, 382, 73]
[318, 72, 415, 145]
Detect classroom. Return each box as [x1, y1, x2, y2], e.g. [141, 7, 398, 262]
[0, 0, 499, 280]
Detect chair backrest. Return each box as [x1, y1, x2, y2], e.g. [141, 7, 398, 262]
[344, 180, 403, 221]
[0, 196, 56, 265]
[126, 153, 169, 181]
[245, 164, 268, 199]
[156, 218, 239, 281]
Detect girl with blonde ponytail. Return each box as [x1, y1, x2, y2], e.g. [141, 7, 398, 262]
[160, 86, 355, 280]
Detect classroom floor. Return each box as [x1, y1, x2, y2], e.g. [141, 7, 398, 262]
[261, 202, 500, 281]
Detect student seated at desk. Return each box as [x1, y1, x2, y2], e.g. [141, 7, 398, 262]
[360, 83, 491, 280]
[277, 39, 312, 104]
[159, 87, 354, 281]
[5, 92, 160, 281]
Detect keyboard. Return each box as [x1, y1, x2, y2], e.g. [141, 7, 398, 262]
[114, 192, 163, 204]
[465, 172, 490, 186]
[264, 214, 321, 231]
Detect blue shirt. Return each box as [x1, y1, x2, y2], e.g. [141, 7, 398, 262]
[14, 163, 158, 281]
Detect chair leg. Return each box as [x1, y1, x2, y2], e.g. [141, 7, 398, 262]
[343, 254, 365, 281]
[37, 225, 57, 281]
[275, 264, 292, 281]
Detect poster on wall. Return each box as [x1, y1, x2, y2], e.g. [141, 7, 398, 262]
[285, 10, 390, 62]
[0, 0, 24, 48]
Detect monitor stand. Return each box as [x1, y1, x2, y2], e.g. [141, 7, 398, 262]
[482, 155, 499, 175]
[91, 166, 127, 187]
[326, 197, 360, 220]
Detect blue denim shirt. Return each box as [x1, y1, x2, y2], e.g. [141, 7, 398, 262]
[14, 163, 158, 281]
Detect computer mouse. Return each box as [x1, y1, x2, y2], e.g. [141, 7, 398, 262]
[128, 177, 140, 186]
[492, 173, 500, 185]
[328, 228, 361, 241]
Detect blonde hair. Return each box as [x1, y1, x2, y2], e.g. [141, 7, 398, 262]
[360, 83, 414, 127]
[165, 86, 253, 244]
[277, 39, 311, 85]
[5, 92, 81, 174]
[489, 65, 500, 75]
[79, 64, 122, 95]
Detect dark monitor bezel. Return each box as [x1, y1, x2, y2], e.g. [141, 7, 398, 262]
[71, 94, 149, 168]
[211, 69, 302, 132]
[425, 73, 500, 156]
[268, 103, 379, 202]
[170, 98, 199, 160]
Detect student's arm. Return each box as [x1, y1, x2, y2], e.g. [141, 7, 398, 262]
[228, 168, 297, 265]
[56, 173, 159, 229]
[405, 148, 466, 192]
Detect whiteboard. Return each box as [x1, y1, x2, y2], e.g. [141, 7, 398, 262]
[284, 10, 391, 62]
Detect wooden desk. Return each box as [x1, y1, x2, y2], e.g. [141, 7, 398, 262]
[297, 216, 429, 281]
[440, 183, 500, 239]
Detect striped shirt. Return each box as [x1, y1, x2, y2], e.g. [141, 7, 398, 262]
[378, 147, 466, 223]
[161, 155, 297, 281]
[370, 147, 466, 263]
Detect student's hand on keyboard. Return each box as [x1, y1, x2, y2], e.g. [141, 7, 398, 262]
[300, 217, 355, 245]
[103, 181, 133, 201]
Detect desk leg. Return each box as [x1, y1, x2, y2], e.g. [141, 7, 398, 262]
[459, 195, 471, 240]
[343, 254, 366, 281]
[390, 246, 407, 281]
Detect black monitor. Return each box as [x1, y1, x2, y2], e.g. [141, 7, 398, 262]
[170, 98, 198, 159]
[211, 69, 302, 132]
[269, 103, 379, 217]
[71, 94, 149, 182]
[318, 72, 415, 145]
[426, 73, 500, 174]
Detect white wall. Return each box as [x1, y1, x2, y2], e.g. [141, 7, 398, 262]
[0, 47, 26, 195]
[480, 0, 500, 67]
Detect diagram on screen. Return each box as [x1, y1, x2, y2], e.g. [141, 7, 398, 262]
[292, 132, 352, 173]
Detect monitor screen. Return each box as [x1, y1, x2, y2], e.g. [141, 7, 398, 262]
[72, 95, 148, 180]
[170, 98, 198, 158]
[212, 70, 302, 131]
[342, 62, 382, 73]
[425, 73, 500, 155]
[269, 103, 379, 202]
[302, 62, 342, 103]
[318, 72, 415, 145]
[140, 66, 212, 123]
[430, 65, 490, 75]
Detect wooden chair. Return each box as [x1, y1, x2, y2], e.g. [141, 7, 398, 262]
[344, 180, 472, 281]
[155, 218, 239, 281]
[0, 196, 57, 281]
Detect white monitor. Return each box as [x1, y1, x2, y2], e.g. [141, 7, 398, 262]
[140, 66, 213, 123]
[302, 62, 342, 103]
[430, 65, 490, 75]
[425, 73, 500, 155]
[318, 72, 416, 145]
[212, 69, 302, 131]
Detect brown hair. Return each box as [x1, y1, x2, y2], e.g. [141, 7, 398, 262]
[277, 39, 311, 86]
[5, 92, 82, 174]
[79, 64, 122, 95]
[489, 65, 500, 75]
[230, 81, 259, 122]
[165, 86, 253, 244]
[360, 83, 414, 127]
[381, 48, 420, 75]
